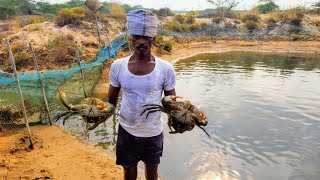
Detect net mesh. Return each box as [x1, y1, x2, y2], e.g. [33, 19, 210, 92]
[0, 35, 127, 129]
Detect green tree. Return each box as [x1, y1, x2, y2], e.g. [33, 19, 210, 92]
[313, 1, 320, 9]
[36, 2, 65, 15]
[153, 8, 175, 17]
[207, 0, 239, 20]
[0, 0, 37, 19]
[256, 0, 279, 14]
[66, 0, 85, 8]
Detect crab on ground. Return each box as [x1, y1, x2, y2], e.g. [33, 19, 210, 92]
[141, 95, 210, 138]
[56, 87, 117, 130]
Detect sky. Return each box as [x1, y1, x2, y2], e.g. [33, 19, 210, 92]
[49, 0, 319, 11]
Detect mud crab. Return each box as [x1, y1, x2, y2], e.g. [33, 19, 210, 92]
[56, 87, 118, 130]
[141, 96, 210, 138]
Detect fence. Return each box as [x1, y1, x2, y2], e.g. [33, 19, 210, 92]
[0, 34, 127, 147]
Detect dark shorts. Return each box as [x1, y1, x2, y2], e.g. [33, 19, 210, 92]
[116, 125, 163, 169]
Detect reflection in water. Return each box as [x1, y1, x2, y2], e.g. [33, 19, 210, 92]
[59, 52, 320, 180]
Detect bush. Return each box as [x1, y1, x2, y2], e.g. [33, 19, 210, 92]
[164, 21, 182, 32]
[174, 15, 185, 24]
[257, 1, 279, 14]
[153, 8, 174, 17]
[106, 2, 126, 20]
[189, 23, 201, 31]
[28, 16, 47, 24]
[266, 17, 277, 27]
[200, 22, 208, 27]
[241, 14, 260, 23]
[180, 23, 189, 31]
[224, 21, 233, 28]
[15, 51, 32, 67]
[290, 34, 303, 41]
[212, 16, 223, 24]
[186, 15, 195, 24]
[271, 9, 304, 25]
[245, 21, 258, 29]
[26, 24, 42, 32]
[55, 7, 85, 27]
[163, 40, 172, 52]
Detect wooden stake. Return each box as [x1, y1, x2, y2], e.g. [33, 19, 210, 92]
[29, 43, 52, 125]
[5, 39, 34, 149]
[94, 14, 101, 48]
[76, 50, 88, 98]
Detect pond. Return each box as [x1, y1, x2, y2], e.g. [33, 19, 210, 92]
[62, 51, 320, 180]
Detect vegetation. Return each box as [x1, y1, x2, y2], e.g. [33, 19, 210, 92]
[207, 0, 239, 20]
[55, 7, 86, 27]
[255, 0, 279, 14]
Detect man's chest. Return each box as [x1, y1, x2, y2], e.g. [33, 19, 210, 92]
[119, 73, 164, 93]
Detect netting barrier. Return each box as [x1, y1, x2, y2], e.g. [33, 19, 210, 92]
[0, 34, 127, 131]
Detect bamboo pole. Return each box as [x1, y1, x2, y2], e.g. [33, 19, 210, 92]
[94, 14, 101, 48]
[29, 43, 52, 125]
[5, 39, 34, 149]
[76, 50, 88, 98]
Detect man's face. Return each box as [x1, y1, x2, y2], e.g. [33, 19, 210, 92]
[131, 35, 154, 56]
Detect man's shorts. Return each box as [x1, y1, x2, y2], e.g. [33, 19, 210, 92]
[116, 125, 163, 169]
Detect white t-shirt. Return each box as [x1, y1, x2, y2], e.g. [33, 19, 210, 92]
[109, 55, 176, 137]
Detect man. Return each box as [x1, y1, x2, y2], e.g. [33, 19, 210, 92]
[107, 9, 176, 180]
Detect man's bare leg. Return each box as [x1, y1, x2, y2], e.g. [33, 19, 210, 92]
[145, 164, 158, 180]
[124, 166, 137, 180]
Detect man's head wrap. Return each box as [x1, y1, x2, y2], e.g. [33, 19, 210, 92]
[127, 9, 158, 38]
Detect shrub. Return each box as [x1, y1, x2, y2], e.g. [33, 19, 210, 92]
[272, 9, 304, 26]
[189, 23, 201, 31]
[212, 16, 223, 24]
[46, 35, 79, 65]
[15, 51, 32, 67]
[241, 14, 260, 23]
[245, 21, 258, 29]
[43, 13, 56, 22]
[28, 16, 47, 24]
[266, 17, 277, 27]
[26, 24, 42, 32]
[164, 21, 182, 32]
[163, 40, 172, 52]
[180, 23, 189, 31]
[200, 22, 208, 27]
[224, 20, 233, 28]
[108, 3, 126, 20]
[154, 34, 163, 47]
[10, 42, 23, 54]
[290, 34, 303, 41]
[153, 8, 174, 17]
[174, 14, 185, 24]
[186, 15, 195, 24]
[55, 7, 85, 27]
[257, 1, 279, 14]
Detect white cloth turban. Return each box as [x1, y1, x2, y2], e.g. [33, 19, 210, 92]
[127, 9, 158, 37]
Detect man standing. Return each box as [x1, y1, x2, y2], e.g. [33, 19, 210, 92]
[107, 9, 176, 180]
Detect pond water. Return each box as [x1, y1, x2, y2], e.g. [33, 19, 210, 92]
[61, 52, 320, 180]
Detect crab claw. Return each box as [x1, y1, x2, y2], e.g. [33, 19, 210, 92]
[199, 112, 207, 126]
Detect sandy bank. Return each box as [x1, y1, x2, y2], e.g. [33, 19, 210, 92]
[0, 125, 123, 179]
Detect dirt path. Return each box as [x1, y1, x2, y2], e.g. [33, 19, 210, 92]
[0, 125, 123, 179]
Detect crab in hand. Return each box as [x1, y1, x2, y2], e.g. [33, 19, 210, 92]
[141, 95, 210, 138]
[56, 87, 118, 130]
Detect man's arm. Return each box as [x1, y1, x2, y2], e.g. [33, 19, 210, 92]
[107, 85, 121, 107]
[164, 89, 176, 96]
